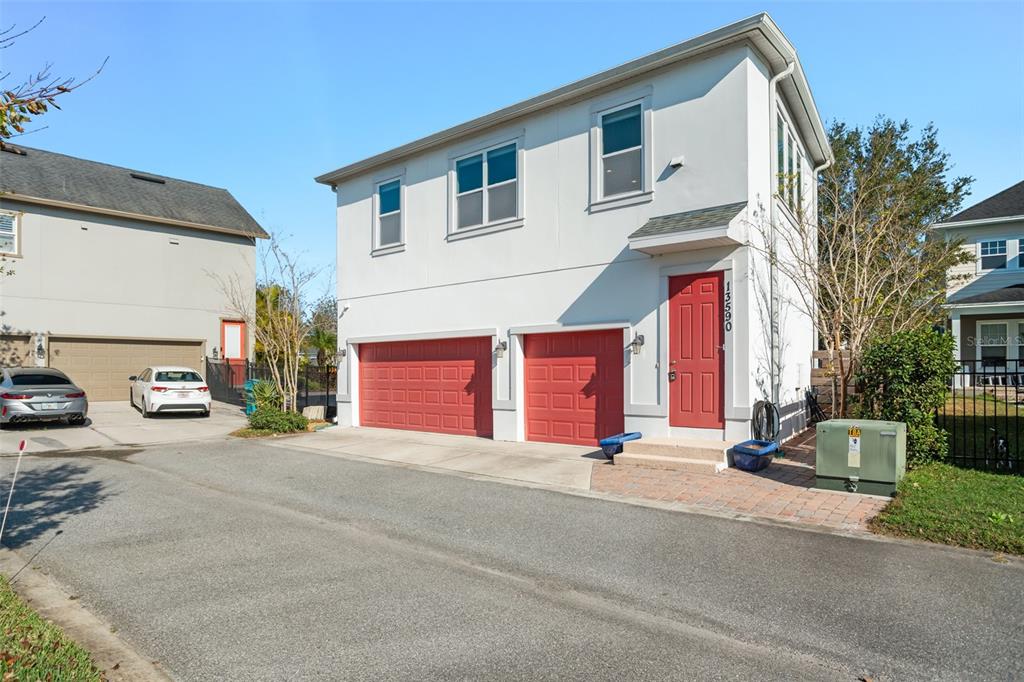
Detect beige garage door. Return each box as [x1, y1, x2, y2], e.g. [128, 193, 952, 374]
[49, 337, 204, 401]
[0, 335, 35, 367]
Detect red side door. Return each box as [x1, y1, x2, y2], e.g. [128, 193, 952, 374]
[359, 337, 492, 437]
[668, 272, 724, 429]
[524, 330, 624, 446]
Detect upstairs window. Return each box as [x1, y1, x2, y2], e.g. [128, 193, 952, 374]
[600, 103, 643, 198]
[0, 211, 18, 255]
[980, 240, 1007, 270]
[455, 141, 518, 230]
[373, 178, 403, 252]
[776, 112, 805, 215]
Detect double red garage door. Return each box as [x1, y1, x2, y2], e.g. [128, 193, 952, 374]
[359, 330, 623, 446]
[359, 337, 493, 437]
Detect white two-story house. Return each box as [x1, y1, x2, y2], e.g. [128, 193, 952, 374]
[938, 181, 1024, 370]
[317, 14, 832, 451]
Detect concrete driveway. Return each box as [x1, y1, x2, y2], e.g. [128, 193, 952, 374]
[0, 401, 246, 454]
[0, 439, 1021, 680]
[279, 425, 603, 490]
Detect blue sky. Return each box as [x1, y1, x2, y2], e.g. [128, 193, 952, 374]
[4, 1, 1023, 281]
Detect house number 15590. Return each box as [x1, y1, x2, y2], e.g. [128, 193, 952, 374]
[723, 280, 733, 333]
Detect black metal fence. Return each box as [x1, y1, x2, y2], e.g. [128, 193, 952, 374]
[937, 360, 1024, 472]
[205, 358, 337, 418]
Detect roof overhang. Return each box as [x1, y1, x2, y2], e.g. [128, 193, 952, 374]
[315, 12, 832, 187]
[628, 206, 747, 255]
[0, 192, 268, 240]
[933, 214, 1024, 231]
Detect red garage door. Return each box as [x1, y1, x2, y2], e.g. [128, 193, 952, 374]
[359, 337, 493, 437]
[524, 330, 624, 446]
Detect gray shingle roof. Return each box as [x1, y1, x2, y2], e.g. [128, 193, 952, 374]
[0, 144, 267, 238]
[628, 201, 747, 240]
[950, 284, 1024, 305]
[946, 181, 1024, 224]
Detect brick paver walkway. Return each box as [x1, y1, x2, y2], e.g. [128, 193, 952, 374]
[590, 430, 890, 533]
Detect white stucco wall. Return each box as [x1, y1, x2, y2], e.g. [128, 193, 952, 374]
[0, 199, 256, 355]
[332, 43, 819, 443]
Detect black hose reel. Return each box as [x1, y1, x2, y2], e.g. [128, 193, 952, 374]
[752, 400, 781, 444]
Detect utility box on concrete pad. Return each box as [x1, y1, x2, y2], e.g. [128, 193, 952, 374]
[815, 419, 906, 496]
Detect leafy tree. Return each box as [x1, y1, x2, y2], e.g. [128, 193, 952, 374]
[856, 327, 957, 467]
[306, 297, 337, 366]
[756, 118, 974, 416]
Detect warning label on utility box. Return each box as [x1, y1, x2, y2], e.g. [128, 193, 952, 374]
[848, 426, 862, 468]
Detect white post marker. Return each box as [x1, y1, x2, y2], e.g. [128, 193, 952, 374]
[0, 439, 27, 545]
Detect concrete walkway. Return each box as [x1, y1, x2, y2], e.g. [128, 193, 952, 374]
[274, 426, 602, 490]
[0, 401, 246, 454]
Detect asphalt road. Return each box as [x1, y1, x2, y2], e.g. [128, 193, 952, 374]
[1, 438, 1021, 681]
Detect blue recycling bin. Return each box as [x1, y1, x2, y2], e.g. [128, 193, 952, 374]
[243, 379, 258, 416]
[732, 439, 778, 472]
[598, 432, 642, 459]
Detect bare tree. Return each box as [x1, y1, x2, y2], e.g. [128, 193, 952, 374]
[213, 234, 326, 413]
[749, 124, 973, 417]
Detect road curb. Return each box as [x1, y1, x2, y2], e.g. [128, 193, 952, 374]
[0, 547, 172, 681]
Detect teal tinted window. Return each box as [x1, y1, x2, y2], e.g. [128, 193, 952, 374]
[602, 104, 641, 155]
[378, 180, 400, 215]
[487, 144, 516, 185]
[456, 154, 483, 193]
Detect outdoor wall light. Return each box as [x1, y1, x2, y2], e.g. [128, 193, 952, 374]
[337, 348, 347, 362]
[495, 340, 508, 358]
[630, 334, 645, 355]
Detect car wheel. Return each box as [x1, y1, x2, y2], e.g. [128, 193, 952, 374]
[201, 409, 211, 418]
[141, 400, 150, 419]
[129, 389, 135, 408]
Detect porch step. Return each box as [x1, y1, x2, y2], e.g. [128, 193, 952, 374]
[622, 437, 735, 463]
[614, 452, 728, 474]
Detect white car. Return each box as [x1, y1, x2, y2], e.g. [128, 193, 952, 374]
[129, 366, 211, 418]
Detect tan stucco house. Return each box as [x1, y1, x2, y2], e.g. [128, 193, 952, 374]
[0, 144, 267, 400]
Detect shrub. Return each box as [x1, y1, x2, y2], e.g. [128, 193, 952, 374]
[248, 406, 308, 433]
[251, 379, 281, 411]
[855, 326, 956, 467]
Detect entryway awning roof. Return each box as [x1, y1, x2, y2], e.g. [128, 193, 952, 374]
[627, 201, 747, 254]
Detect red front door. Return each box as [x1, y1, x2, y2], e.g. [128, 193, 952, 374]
[668, 272, 724, 429]
[524, 330, 624, 446]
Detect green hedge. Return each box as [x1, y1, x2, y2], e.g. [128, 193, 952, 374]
[248, 407, 308, 433]
[856, 327, 956, 467]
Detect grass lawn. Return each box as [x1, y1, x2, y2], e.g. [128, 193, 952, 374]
[871, 462, 1024, 555]
[0, 575, 102, 681]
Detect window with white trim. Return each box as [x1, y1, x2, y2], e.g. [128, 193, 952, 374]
[980, 240, 1007, 270]
[454, 141, 518, 230]
[978, 323, 1008, 368]
[600, 103, 643, 198]
[776, 112, 805, 214]
[0, 211, 17, 255]
[375, 178, 402, 250]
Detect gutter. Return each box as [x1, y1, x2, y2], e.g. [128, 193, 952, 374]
[0, 192, 269, 240]
[932, 214, 1024, 230]
[767, 61, 795, 410]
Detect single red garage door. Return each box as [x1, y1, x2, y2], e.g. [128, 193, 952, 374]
[524, 330, 624, 446]
[359, 337, 493, 437]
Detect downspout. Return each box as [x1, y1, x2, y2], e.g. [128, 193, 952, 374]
[767, 61, 795, 413]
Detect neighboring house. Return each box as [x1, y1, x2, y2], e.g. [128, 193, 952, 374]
[316, 13, 832, 447]
[937, 180, 1024, 369]
[0, 144, 267, 400]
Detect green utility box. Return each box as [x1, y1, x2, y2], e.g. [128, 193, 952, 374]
[815, 419, 906, 496]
